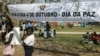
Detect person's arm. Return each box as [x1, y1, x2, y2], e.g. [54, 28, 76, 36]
[1, 32, 6, 42]
[4, 33, 13, 44]
[4, 12, 13, 24]
[21, 34, 27, 41]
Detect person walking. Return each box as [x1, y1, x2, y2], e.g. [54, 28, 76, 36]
[3, 13, 15, 56]
[21, 27, 35, 56]
[3, 23, 15, 56]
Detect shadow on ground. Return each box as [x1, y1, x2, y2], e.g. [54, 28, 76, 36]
[34, 47, 80, 56]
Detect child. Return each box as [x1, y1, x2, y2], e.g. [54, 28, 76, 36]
[22, 27, 35, 56]
[3, 23, 15, 56]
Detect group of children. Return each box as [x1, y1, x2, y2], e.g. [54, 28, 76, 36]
[38, 22, 56, 39]
[83, 31, 100, 44]
[1, 13, 35, 56]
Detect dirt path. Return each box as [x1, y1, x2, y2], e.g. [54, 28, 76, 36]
[0, 37, 100, 56]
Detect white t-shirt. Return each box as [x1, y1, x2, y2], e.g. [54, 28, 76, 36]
[22, 24, 26, 30]
[5, 31, 14, 45]
[24, 34, 35, 46]
[5, 28, 21, 45]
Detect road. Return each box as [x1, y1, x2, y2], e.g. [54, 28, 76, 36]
[0, 31, 100, 34]
[55, 32, 100, 34]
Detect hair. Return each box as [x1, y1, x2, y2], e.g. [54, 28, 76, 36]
[86, 32, 89, 34]
[46, 22, 49, 24]
[26, 27, 34, 32]
[6, 22, 14, 31]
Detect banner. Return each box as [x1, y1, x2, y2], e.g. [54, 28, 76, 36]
[8, 1, 100, 22]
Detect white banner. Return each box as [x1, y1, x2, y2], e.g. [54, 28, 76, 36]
[8, 1, 100, 22]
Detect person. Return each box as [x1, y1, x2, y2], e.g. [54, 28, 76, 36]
[38, 30, 43, 37]
[1, 21, 6, 42]
[45, 22, 51, 38]
[33, 22, 38, 30]
[21, 22, 26, 32]
[92, 32, 98, 44]
[3, 13, 15, 56]
[83, 32, 90, 43]
[21, 27, 35, 56]
[53, 30, 56, 37]
[0, 21, 2, 30]
[3, 22, 15, 56]
[93, 32, 98, 36]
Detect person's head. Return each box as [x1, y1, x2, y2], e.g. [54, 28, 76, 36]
[26, 27, 34, 35]
[93, 31, 96, 34]
[86, 32, 89, 34]
[6, 22, 13, 31]
[39, 30, 41, 32]
[23, 22, 25, 24]
[2, 21, 4, 25]
[93, 31, 97, 35]
[46, 22, 49, 24]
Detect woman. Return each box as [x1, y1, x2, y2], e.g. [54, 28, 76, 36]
[3, 22, 15, 56]
[1, 21, 6, 42]
[22, 27, 35, 56]
[45, 22, 51, 38]
[2, 12, 15, 56]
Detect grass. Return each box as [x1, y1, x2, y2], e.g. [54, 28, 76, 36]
[49, 34, 82, 46]
[51, 26, 100, 32]
[35, 34, 100, 46]
[44, 34, 100, 49]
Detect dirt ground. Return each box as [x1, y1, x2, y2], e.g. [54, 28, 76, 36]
[0, 37, 100, 56]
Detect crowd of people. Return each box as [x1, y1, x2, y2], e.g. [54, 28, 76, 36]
[83, 31, 100, 44]
[0, 13, 57, 56]
[0, 21, 56, 56]
[20, 21, 38, 32]
[0, 13, 100, 56]
[0, 13, 35, 56]
[0, 17, 100, 56]
[20, 21, 56, 39]
[38, 22, 56, 38]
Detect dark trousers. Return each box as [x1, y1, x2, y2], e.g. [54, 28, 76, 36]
[46, 30, 50, 37]
[23, 45, 34, 56]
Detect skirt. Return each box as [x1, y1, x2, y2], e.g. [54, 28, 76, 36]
[3, 45, 15, 55]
